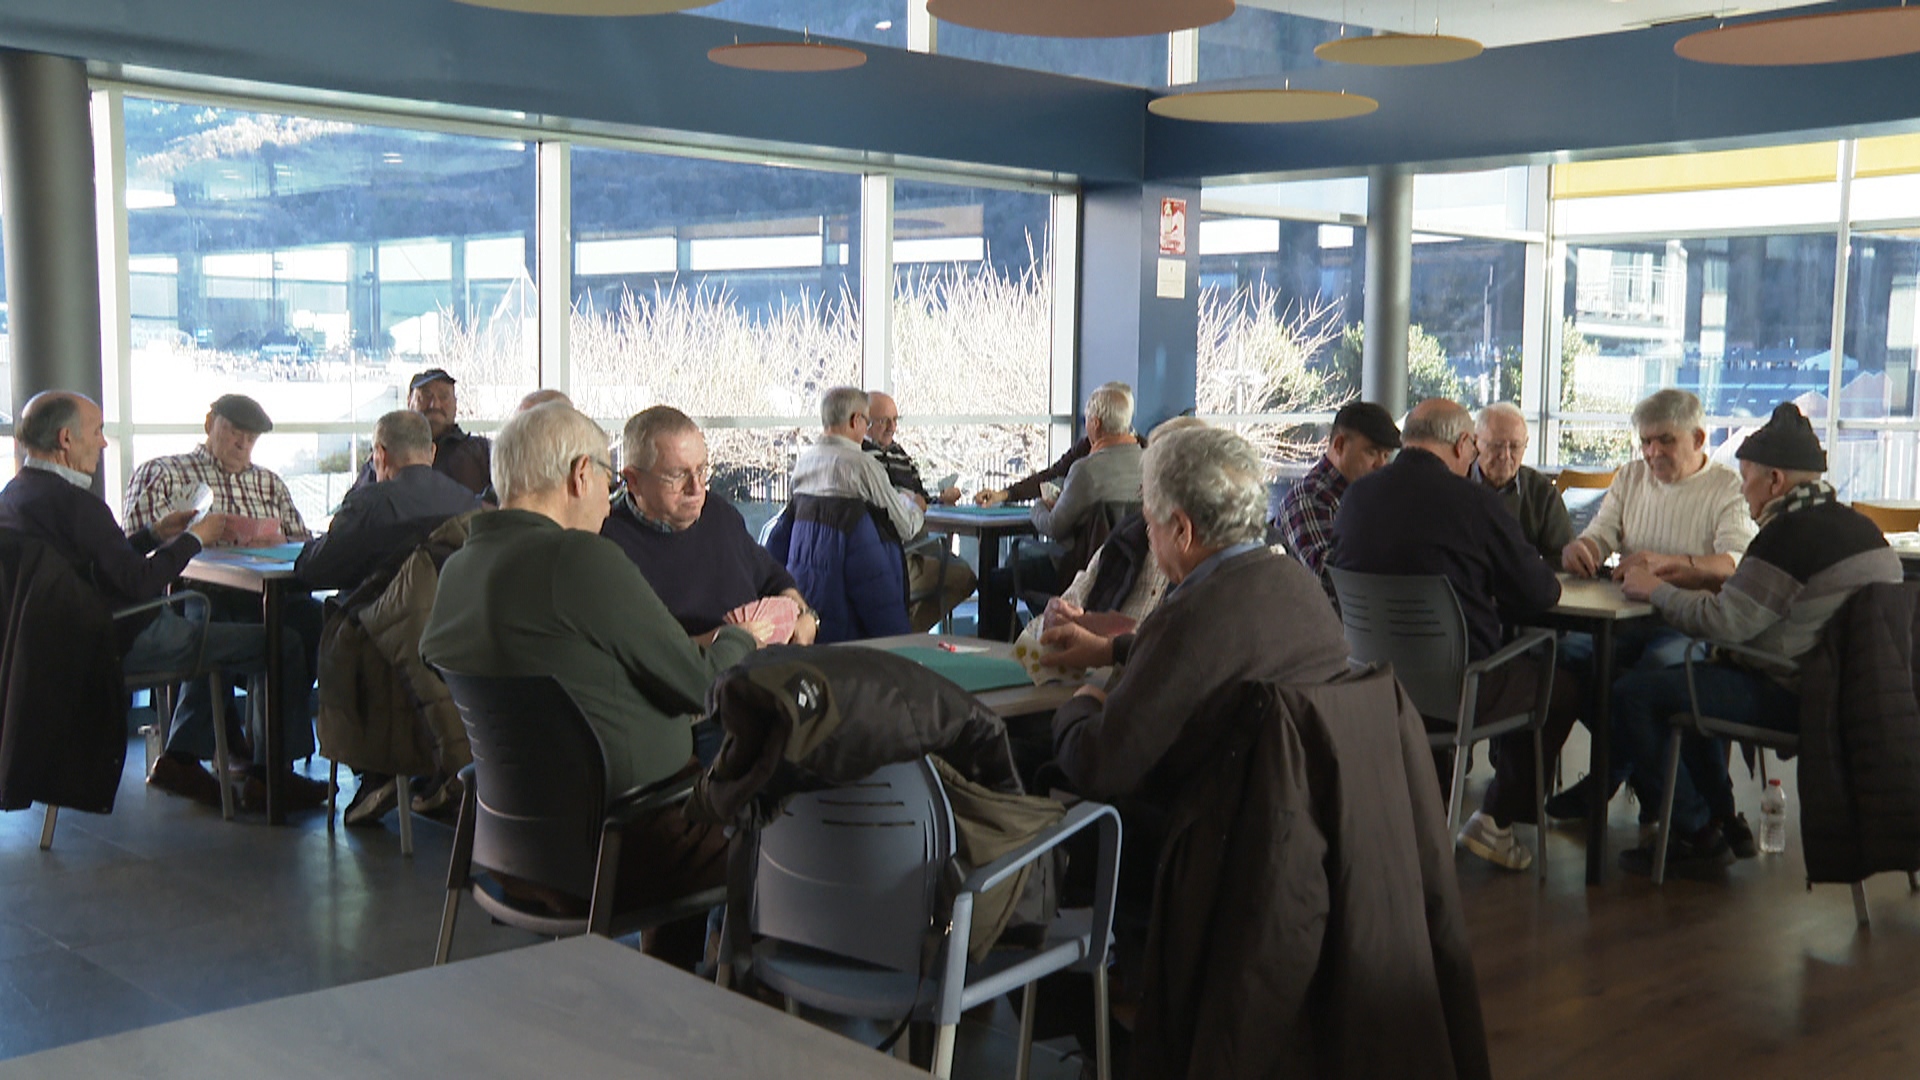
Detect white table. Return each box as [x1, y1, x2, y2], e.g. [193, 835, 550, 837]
[0, 936, 922, 1079]
[178, 547, 303, 824]
[1539, 574, 1656, 885]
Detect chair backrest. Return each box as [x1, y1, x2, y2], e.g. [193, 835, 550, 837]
[1553, 467, 1617, 492]
[437, 670, 611, 900]
[1061, 499, 1142, 584]
[752, 757, 956, 974]
[1327, 568, 1469, 722]
[1852, 501, 1920, 533]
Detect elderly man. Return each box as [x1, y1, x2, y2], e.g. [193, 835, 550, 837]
[1332, 399, 1581, 871]
[603, 405, 818, 645]
[862, 391, 975, 632]
[0, 392, 325, 809]
[352, 368, 491, 495]
[124, 393, 310, 543]
[974, 382, 1143, 508]
[792, 387, 923, 543]
[1473, 403, 1573, 567]
[1612, 403, 1902, 875]
[1274, 400, 1401, 601]
[1549, 388, 1757, 819]
[295, 410, 481, 590]
[420, 401, 773, 966]
[1043, 426, 1350, 795]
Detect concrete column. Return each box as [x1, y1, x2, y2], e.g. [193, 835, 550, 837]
[1363, 167, 1412, 415]
[1078, 182, 1199, 434]
[0, 49, 103, 409]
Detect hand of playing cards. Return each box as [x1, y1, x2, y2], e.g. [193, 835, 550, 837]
[724, 595, 799, 645]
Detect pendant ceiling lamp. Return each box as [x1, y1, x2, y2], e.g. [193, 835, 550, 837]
[709, 40, 867, 71]
[1314, 30, 1483, 66]
[1676, 5, 1920, 65]
[451, 0, 716, 14]
[925, 0, 1234, 39]
[1148, 88, 1380, 123]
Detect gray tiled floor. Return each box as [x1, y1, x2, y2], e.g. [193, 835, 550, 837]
[0, 738, 1085, 1077]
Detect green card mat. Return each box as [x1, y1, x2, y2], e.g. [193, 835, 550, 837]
[230, 542, 306, 563]
[887, 646, 1030, 693]
[932, 506, 1032, 521]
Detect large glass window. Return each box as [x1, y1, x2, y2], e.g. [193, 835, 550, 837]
[889, 180, 1052, 493]
[569, 146, 860, 504]
[1411, 235, 1527, 409]
[124, 98, 536, 524]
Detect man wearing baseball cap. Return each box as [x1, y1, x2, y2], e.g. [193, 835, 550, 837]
[352, 368, 491, 496]
[1612, 402, 1902, 876]
[1273, 399, 1400, 602]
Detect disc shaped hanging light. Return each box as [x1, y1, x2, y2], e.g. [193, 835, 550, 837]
[709, 41, 867, 71]
[1314, 31, 1482, 66]
[925, 0, 1235, 39]
[1148, 88, 1379, 123]
[1676, 6, 1920, 65]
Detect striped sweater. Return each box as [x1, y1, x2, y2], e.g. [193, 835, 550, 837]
[1578, 458, 1754, 563]
[1651, 490, 1902, 684]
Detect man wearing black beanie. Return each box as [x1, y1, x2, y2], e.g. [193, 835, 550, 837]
[1608, 402, 1902, 875]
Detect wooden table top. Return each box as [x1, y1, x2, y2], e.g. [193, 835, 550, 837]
[859, 633, 1077, 719]
[0, 936, 922, 1080]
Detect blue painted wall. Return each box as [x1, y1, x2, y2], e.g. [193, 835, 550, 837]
[1080, 183, 1198, 433]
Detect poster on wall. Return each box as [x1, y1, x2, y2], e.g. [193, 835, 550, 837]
[1159, 197, 1187, 256]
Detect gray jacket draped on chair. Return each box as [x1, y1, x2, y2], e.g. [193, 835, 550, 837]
[1132, 667, 1490, 1080]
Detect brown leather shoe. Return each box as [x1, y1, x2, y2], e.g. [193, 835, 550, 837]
[241, 771, 329, 814]
[147, 754, 223, 808]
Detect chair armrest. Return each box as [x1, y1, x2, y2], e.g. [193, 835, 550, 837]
[112, 589, 209, 622]
[605, 771, 699, 826]
[1463, 627, 1555, 679]
[961, 800, 1120, 896]
[1686, 637, 1799, 674]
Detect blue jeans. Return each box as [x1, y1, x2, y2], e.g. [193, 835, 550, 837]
[1611, 662, 1798, 836]
[1562, 623, 1697, 790]
[123, 604, 315, 761]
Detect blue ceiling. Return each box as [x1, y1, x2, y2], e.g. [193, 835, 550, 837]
[0, 0, 1917, 185]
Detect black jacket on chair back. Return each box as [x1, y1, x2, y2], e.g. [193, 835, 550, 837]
[0, 531, 127, 814]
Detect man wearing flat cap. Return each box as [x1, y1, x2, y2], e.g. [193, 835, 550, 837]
[1610, 402, 1902, 876]
[1273, 399, 1400, 602]
[124, 393, 310, 544]
[352, 368, 491, 496]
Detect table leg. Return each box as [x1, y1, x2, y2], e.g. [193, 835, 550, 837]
[975, 529, 1006, 640]
[261, 582, 284, 826]
[1585, 620, 1614, 886]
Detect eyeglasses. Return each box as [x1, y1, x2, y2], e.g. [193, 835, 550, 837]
[643, 464, 711, 490]
[585, 456, 619, 492]
[869, 414, 898, 430]
[1482, 440, 1528, 456]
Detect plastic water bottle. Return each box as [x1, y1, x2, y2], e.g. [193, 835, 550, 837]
[1759, 779, 1789, 854]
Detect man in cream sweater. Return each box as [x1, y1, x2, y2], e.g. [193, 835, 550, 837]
[1549, 388, 1759, 826]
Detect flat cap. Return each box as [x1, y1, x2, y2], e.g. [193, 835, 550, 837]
[409, 368, 456, 393]
[1332, 401, 1401, 450]
[209, 394, 273, 434]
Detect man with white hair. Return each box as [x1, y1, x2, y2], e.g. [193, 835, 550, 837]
[420, 401, 774, 965]
[1472, 402, 1572, 567]
[1548, 388, 1756, 823]
[1043, 426, 1350, 794]
[974, 381, 1144, 508]
[1333, 399, 1580, 872]
[791, 386, 923, 543]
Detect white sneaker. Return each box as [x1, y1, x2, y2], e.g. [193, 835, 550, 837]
[1458, 810, 1534, 871]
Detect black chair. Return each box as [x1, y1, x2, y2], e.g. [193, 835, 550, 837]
[431, 670, 724, 964]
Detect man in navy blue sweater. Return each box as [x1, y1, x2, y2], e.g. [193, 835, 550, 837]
[602, 405, 819, 645]
[0, 391, 323, 809]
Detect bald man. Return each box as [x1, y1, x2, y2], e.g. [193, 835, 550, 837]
[1333, 399, 1581, 873]
[862, 391, 972, 631]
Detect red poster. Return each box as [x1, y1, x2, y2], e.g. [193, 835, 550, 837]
[1159, 197, 1188, 256]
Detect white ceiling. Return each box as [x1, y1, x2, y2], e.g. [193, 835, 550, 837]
[1241, 0, 1817, 49]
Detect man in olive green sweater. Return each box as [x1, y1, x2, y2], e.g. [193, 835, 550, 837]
[421, 400, 772, 963]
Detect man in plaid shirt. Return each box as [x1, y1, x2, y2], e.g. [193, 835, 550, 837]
[121, 394, 326, 811]
[123, 394, 310, 543]
[1273, 400, 1400, 603]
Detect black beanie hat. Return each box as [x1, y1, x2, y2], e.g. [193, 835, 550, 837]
[1736, 403, 1826, 473]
